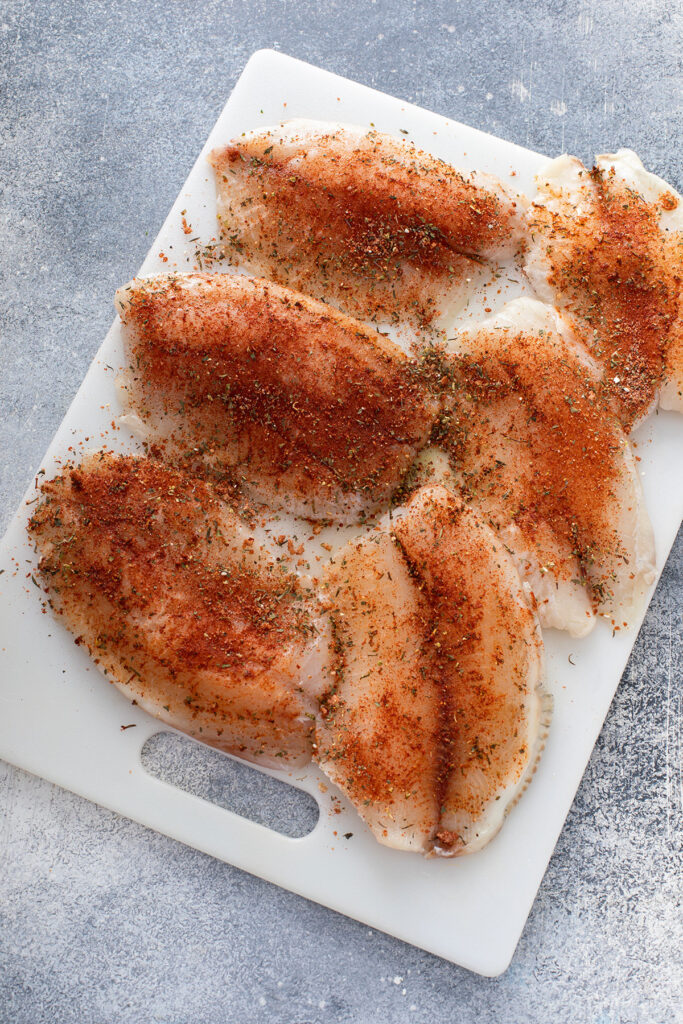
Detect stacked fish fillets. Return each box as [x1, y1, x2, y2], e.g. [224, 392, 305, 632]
[29, 123, 682, 857]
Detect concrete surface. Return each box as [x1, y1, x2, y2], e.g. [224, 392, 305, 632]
[1, 1, 681, 1021]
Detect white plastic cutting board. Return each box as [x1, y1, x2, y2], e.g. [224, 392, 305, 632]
[1, 50, 681, 977]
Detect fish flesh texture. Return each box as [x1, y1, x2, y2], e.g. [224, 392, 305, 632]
[315, 485, 547, 856]
[525, 149, 683, 429]
[28, 453, 330, 767]
[208, 120, 528, 332]
[115, 272, 439, 522]
[317, 527, 442, 853]
[393, 486, 548, 855]
[434, 298, 655, 634]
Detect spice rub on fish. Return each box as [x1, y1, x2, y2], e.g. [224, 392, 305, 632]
[315, 485, 547, 856]
[434, 299, 655, 635]
[393, 487, 548, 856]
[28, 454, 330, 767]
[208, 120, 528, 332]
[525, 149, 683, 429]
[317, 528, 442, 853]
[115, 273, 439, 522]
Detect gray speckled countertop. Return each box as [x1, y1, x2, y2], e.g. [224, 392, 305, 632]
[1, 2, 682, 1021]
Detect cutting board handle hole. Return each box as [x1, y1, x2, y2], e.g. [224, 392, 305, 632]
[140, 731, 319, 838]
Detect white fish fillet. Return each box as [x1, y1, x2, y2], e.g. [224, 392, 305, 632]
[115, 272, 439, 523]
[28, 454, 330, 768]
[393, 486, 548, 855]
[316, 485, 547, 856]
[208, 119, 528, 333]
[437, 298, 655, 633]
[317, 530, 442, 853]
[525, 148, 683, 428]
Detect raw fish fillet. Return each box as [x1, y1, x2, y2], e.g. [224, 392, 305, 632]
[317, 529, 442, 853]
[434, 298, 655, 634]
[115, 273, 439, 522]
[315, 485, 547, 856]
[393, 486, 548, 855]
[208, 120, 528, 332]
[28, 454, 330, 767]
[525, 149, 683, 428]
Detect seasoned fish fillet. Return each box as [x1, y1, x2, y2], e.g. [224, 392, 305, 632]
[525, 149, 683, 428]
[28, 454, 330, 767]
[315, 485, 547, 856]
[437, 298, 655, 633]
[393, 486, 547, 855]
[115, 273, 439, 522]
[317, 530, 442, 853]
[208, 119, 528, 331]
